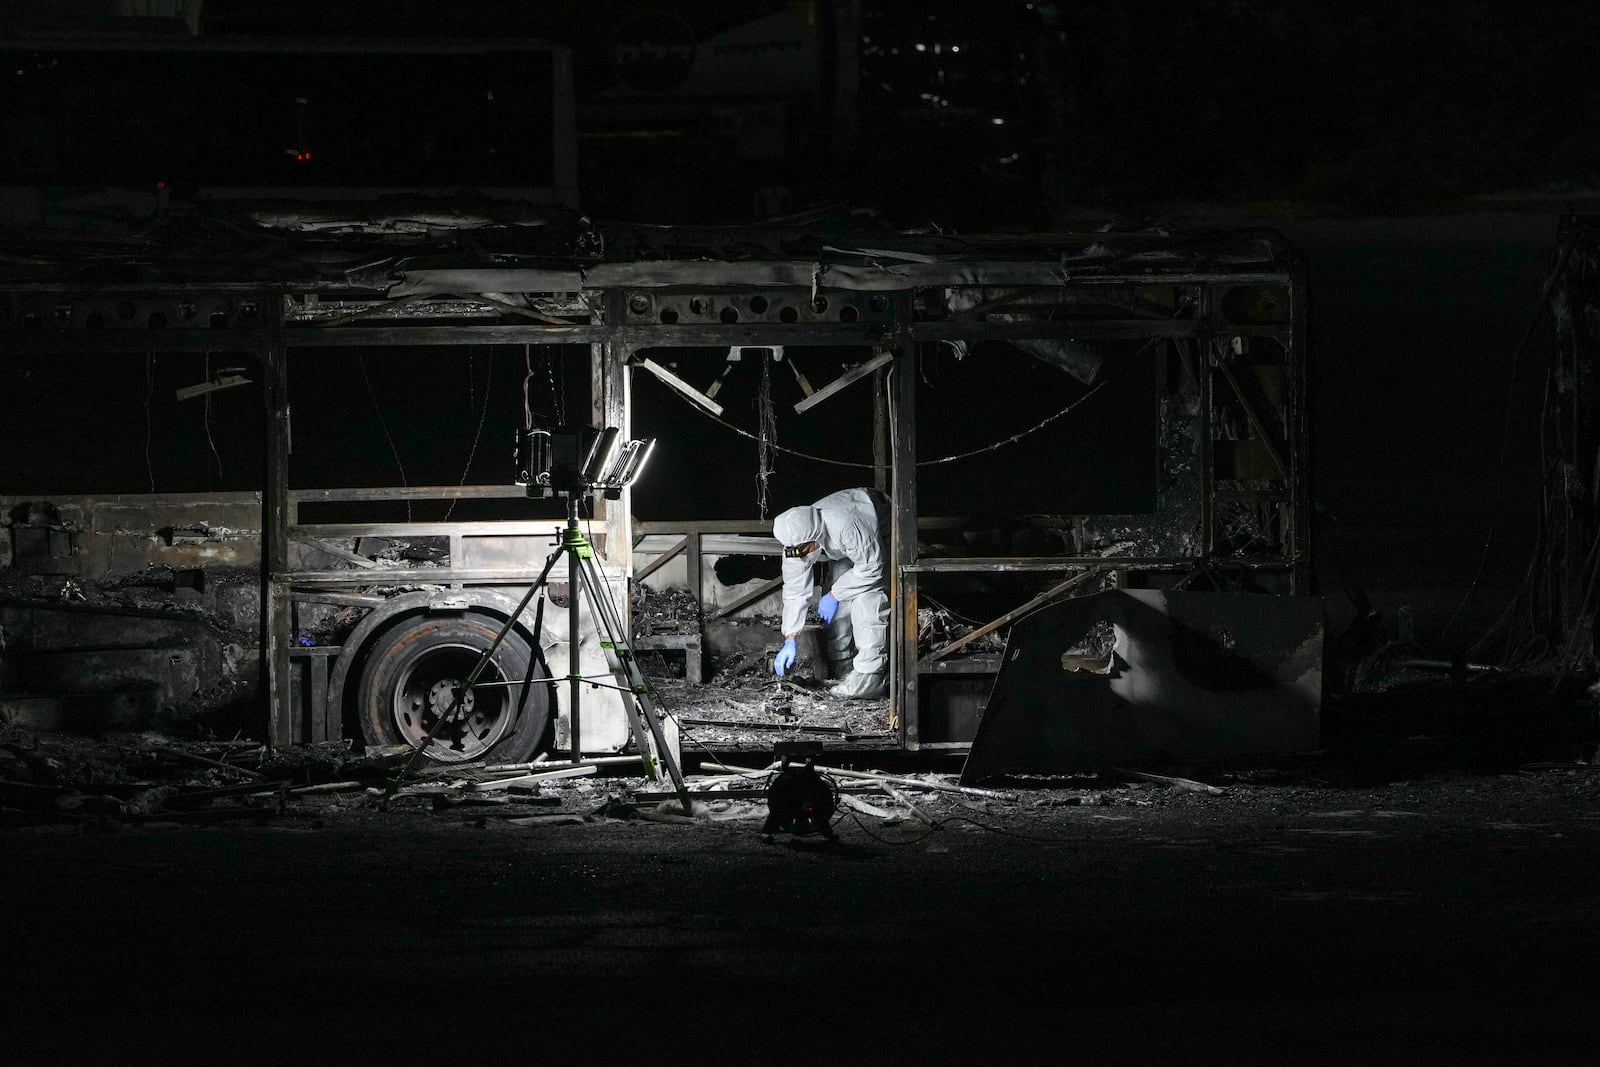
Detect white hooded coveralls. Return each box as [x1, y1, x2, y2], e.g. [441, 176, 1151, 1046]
[771, 487, 891, 675]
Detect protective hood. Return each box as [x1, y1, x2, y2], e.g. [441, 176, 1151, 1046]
[773, 505, 826, 549]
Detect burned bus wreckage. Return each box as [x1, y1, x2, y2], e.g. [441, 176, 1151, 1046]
[0, 203, 1591, 781]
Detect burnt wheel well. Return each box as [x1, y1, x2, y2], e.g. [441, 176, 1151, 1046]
[335, 599, 553, 748]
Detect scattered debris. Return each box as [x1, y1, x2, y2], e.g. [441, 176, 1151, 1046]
[152, 745, 263, 780]
[638, 804, 698, 826]
[881, 784, 936, 826]
[629, 586, 893, 744]
[918, 599, 1007, 656]
[287, 781, 366, 795]
[632, 584, 702, 637]
[676, 716, 845, 735]
[838, 793, 895, 819]
[12, 718, 1580, 840]
[809, 764, 1012, 800]
[1117, 768, 1226, 796]
[468, 765, 597, 791]
[505, 812, 586, 826]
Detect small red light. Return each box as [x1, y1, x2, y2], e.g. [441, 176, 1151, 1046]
[156, 181, 166, 190]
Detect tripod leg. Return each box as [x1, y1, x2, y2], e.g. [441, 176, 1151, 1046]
[568, 535, 582, 764]
[512, 594, 552, 721]
[573, 556, 660, 778]
[574, 554, 693, 813]
[384, 544, 564, 797]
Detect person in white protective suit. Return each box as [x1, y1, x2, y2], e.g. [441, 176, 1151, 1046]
[770, 487, 892, 700]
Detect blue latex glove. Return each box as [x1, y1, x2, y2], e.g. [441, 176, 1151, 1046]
[818, 592, 840, 623]
[774, 637, 798, 677]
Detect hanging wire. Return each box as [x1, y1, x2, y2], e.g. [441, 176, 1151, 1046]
[445, 348, 494, 522]
[554, 344, 567, 424]
[1444, 236, 1577, 647]
[756, 351, 777, 515]
[202, 352, 223, 485]
[522, 344, 535, 428]
[1462, 237, 1600, 685]
[356, 350, 411, 521]
[143, 352, 156, 492]
[666, 366, 1108, 469]
[922, 380, 1106, 466]
[522, 343, 564, 427]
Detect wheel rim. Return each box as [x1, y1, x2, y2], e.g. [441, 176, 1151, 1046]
[389, 642, 516, 762]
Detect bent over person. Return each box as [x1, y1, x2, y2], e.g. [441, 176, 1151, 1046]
[770, 487, 891, 700]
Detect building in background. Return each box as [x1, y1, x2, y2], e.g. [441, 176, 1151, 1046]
[0, 1, 865, 227]
[0, 28, 577, 228]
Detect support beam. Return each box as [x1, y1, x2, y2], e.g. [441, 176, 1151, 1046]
[890, 305, 919, 745]
[872, 363, 889, 493]
[287, 568, 561, 585]
[594, 338, 631, 574]
[289, 591, 385, 608]
[921, 567, 1105, 665]
[709, 575, 784, 620]
[293, 536, 379, 568]
[1212, 352, 1289, 480]
[633, 535, 687, 584]
[262, 331, 292, 749]
[793, 350, 894, 414]
[282, 324, 606, 347]
[288, 520, 568, 539]
[686, 530, 703, 612]
[289, 485, 535, 505]
[635, 519, 782, 535]
[634, 357, 725, 416]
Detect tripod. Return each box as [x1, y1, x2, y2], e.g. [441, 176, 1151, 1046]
[385, 493, 692, 814]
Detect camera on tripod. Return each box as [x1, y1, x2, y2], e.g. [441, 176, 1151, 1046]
[515, 424, 656, 499]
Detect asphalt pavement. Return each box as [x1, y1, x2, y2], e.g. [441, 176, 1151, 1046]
[5, 769, 1600, 1062]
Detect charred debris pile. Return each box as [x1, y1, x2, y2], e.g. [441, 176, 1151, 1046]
[0, 724, 1026, 834]
[632, 581, 896, 747]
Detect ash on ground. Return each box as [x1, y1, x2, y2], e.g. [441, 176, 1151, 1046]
[633, 585, 893, 747]
[631, 583, 702, 636]
[642, 648, 893, 747]
[634, 583, 1023, 748]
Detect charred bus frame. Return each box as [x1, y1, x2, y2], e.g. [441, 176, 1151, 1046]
[0, 224, 1310, 755]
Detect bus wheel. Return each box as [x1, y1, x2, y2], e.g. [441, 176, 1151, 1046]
[357, 614, 549, 764]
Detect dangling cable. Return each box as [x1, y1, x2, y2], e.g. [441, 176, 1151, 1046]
[523, 344, 564, 427]
[756, 350, 777, 517]
[554, 346, 567, 424]
[445, 348, 494, 522]
[357, 350, 411, 521]
[522, 344, 535, 429]
[665, 367, 1107, 468]
[1444, 237, 1575, 648]
[202, 352, 223, 485]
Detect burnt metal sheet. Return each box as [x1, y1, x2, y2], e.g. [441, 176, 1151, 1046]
[389, 259, 1291, 298]
[960, 589, 1323, 782]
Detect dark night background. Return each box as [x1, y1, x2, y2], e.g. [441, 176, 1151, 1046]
[10, 7, 1600, 1059]
[3, 0, 1598, 655]
[185, 0, 1600, 223]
